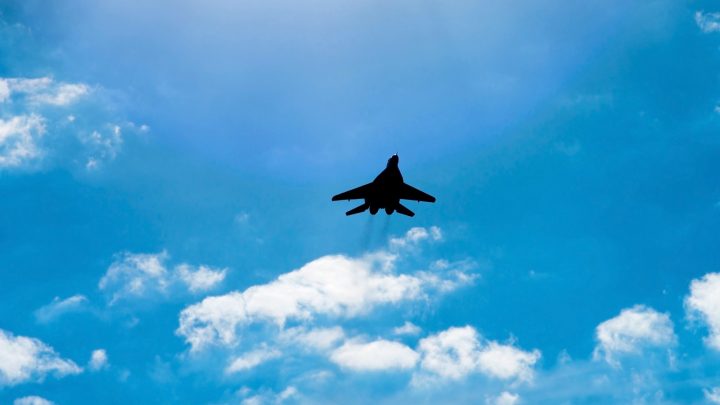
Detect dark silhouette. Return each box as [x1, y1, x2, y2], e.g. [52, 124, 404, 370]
[332, 154, 436, 217]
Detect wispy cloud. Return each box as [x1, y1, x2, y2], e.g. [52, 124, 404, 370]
[13, 396, 55, 405]
[486, 391, 520, 405]
[99, 251, 227, 305]
[226, 346, 281, 373]
[0, 77, 89, 106]
[393, 321, 422, 336]
[0, 76, 146, 171]
[705, 387, 720, 404]
[696, 11, 720, 33]
[0, 114, 45, 169]
[281, 326, 345, 351]
[0, 328, 82, 386]
[34, 295, 89, 324]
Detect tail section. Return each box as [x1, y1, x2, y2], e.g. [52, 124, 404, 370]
[395, 203, 415, 217]
[346, 203, 369, 216]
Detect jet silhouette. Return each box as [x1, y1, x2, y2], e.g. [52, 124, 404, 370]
[332, 154, 436, 216]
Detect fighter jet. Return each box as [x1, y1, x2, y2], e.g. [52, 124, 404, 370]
[331, 154, 436, 216]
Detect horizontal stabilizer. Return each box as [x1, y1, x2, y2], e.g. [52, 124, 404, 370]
[395, 203, 415, 217]
[346, 203, 369, 216]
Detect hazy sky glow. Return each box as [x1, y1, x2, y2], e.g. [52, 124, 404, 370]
[2, 1, 720, 403]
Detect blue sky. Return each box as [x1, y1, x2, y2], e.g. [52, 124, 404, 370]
[3, 0, 720, 403]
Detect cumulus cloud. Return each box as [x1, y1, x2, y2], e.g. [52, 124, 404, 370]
[393, 321, 422, 336]
[88, 349, 108, 371]
[226, 346, 282, 373]
[14, 396, 55, 405]
[685, 272, 720, 351]
[0, 114, 45, 168]
[0, 329, 82, 386]
[178, 231, 473, 352]
[177, 264, 228, 293]
[593, 305, 676, 366]
[177, 253, 420, 351]
[98, 251, 227, 304]
[416, 326, 540, 383]
[696, 11, 720, 33]
[330, 339, 419, 371]
[34, 295, 89, 324]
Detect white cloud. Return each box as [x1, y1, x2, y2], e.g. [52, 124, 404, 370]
[277, 386, 299, 401]
[0, 76, 145, 172]
[226, 346, 281, 373]
[0, 79, 9, 102]
[477, 341, 540, 381]
[685, 272, 720, 351]
[393, 321, 422, 336]
[593, 305, 676, 366]
[79, 127, 123, 170]
[177, 252, 422, 351]
[417, 326, 540, 383]
[14, 396, 55, 405]
[417, 259, 479, 293]
[99, 251, 170, 304]
[0, 329, 82, 386]
[705, 387, 720, 404]
[98, 251, 227, 304]
[282, 326, 345, 351]
[417, 326, 483, 380]
[487, 391, 520, 405]
[32, 83, 89, 106]
[3, 77, 88, 106]
[4, 77, 52, 94]
[178, 230, 471, 352]
[238, 386, 299, 405]
[389, 226, 442, 250]
[0, 114, 45, 168]
[330, 339, 419, 371]
[176, 264, 227, 293]
[34, 295, 89, 324]
[234, 212, 250, 225]
[696, 11, 720, 33]
[88, 349, 109, 371]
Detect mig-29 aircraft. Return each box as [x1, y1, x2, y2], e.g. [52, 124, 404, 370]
[331, 154, 436, 217]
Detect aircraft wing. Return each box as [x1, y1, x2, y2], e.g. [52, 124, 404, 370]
[332, 183, 373, 201]
[399, 183, 436, 203]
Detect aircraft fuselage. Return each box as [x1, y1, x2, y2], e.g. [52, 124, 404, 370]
[366, 160, 403, 215]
